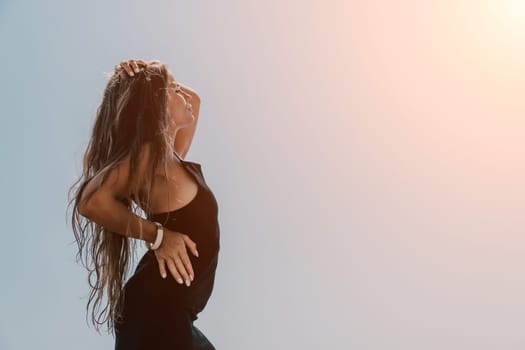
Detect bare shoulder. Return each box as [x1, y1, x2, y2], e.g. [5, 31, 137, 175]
[79, 144, 154, 210]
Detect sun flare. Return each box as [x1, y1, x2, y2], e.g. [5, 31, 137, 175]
[492, 0, 525, 36]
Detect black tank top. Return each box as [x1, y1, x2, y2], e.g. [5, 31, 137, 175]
[128, 151, 221, 322]
[149, 151, 220, 251]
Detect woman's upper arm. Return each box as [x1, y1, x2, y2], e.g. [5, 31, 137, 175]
[79, 144, 153, 213]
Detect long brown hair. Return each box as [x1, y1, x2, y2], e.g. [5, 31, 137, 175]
[67, 61, 175, 335]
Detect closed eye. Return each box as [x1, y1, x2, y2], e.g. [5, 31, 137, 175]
[169, 81, 182, 93]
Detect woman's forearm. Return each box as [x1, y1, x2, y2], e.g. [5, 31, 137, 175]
[79, 194, 158, 244]
[179, 83, 201, 102]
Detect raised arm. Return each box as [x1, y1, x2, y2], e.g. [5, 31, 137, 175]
[173, 82, 201, 159]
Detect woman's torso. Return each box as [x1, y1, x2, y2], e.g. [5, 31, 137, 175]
[127, 152, 220, 321]
[148, 153, 220, 250]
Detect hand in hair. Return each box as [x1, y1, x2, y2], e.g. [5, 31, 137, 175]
[114, 59, 160, 78]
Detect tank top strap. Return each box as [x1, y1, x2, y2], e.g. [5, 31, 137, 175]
[173, 150, 186, 163]
[173, 150, 203, 177]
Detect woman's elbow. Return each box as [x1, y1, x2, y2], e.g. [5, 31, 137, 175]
[78, 196, 97, 218]
[78, 192, 109, 218]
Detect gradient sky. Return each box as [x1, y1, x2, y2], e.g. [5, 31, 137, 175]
[1, 0, 524, 349]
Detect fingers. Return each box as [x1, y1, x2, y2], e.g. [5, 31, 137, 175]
[114, 64, 124, 79]
[183, 235, 199, 258]
[173, 255, 192, 286]
[115, 61, 130, 76]
[153, 231, 199, 287]
[130, 60, 141, 74]
[165, 255, 193, 286]
[122, 61, 135, 76]
[179, 251, 194, 283]
[157, 255, 167, 279]
[166, 258, 185, 285]
[115, 59, 145, 78]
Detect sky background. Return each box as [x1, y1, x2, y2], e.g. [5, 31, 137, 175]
[1, 0, 524, 349]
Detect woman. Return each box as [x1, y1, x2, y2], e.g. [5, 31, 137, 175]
[67, 59, 220, 349]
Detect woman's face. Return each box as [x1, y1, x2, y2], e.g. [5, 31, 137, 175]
[166, 74, 194, 132]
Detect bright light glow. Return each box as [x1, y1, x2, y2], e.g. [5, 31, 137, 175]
[490, 0, 525, 37]
[502, 0, 525, 19]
